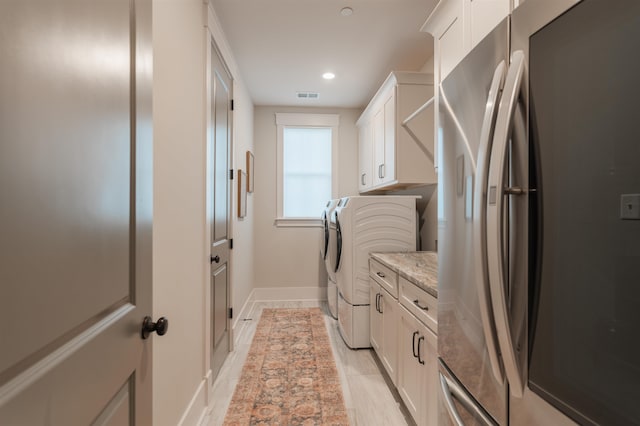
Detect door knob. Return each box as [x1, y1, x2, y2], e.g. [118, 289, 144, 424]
[141, 316, 169, 339]
[210, 255, 220, 263]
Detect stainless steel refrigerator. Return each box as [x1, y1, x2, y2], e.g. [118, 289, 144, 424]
[437, 0, 640, 425]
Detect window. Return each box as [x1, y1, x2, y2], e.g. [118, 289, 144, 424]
[276, 113, 339, 226]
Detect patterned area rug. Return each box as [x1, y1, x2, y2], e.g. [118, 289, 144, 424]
[223, 308, 350, 425]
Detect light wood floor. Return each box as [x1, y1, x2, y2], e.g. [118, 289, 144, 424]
[202, 300, 413, 426]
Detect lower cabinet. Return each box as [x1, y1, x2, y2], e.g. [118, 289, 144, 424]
[397, 305, 438, 426]
[369, 279, 399, 385]
[369, 257, 438, 425]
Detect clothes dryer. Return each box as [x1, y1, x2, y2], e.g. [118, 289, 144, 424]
[331, 196, 418, 349]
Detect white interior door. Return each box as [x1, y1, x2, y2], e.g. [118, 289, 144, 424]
[208, 40, 233, 382]
[0, 1, 154, 424]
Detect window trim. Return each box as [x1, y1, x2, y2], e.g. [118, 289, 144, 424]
[275, 113, 339, 227]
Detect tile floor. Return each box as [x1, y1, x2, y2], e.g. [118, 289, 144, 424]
[202, 300, 413, 426]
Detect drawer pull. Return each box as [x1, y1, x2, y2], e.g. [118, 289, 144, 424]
[413, 299, 429, 311]
[376, 271, 386, 278]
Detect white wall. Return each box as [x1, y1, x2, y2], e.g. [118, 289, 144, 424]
[420, 55, 435, 74]
[153, 1, 255, 424]
[229, 81, 255, 321]
[153, 1, 207, 425]
[253, 106, 360, 291]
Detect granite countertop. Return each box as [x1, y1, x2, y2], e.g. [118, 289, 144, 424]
[370, 251, 438, 298]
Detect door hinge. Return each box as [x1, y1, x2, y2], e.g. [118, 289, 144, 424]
[230, 169, 234, 180]
[229, 308, 233, 319]
[229, 238, 234, 249]
[230, 99, 234, 111]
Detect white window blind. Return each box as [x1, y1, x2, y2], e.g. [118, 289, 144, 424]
[275, 113, 339, 226]
[283, 127, 332, 218]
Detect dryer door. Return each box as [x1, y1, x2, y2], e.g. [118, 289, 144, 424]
[320, 210, 329, 260]
[327, 211, 339, 283]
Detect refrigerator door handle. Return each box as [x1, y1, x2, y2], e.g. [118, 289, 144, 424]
[439, 372, 497, 426]
[486, 50, 526, 398]
[472, 60, 507, 385]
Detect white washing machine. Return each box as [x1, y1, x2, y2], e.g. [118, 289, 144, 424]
[321, 199, 340, 319]
[331, 195, 418, 349]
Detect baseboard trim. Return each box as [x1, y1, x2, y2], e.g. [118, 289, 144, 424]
[231, 289, 256, 330]
[178, 377, 208, 426]
[252, 286, 327, 302]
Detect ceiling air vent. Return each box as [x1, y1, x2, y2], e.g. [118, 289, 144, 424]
[296, 91, 320, 99]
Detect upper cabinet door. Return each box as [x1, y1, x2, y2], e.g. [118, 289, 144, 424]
[468, 0, 510, 48]
[438, 15, 466, 81]
[358, 119, 374, 192]
[372, 107, 386, 187]
[382, 91, 396, 185]
[357, 72, 436, 193]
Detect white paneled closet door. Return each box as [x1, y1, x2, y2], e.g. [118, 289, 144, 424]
[0, 1, 154, 424]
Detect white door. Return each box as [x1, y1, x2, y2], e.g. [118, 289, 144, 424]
[0, 0, 154, 424]
[208, 40, 233, 381]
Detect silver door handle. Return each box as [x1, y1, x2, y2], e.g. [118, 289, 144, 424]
[472, 60, 507, 385]
[439, 374, 465, 426]
[361, 173, 366, 186]
[439, 373, 497, 426]
[486, 49, 526, 398]
[378, 164, 385, 179]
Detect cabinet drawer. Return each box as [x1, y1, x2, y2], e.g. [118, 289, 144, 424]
[370, 259, 398, 298]
[399, 276, 437, 334]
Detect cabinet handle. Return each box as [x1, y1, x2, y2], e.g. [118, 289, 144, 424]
[412, 331, 419, 358]
[361, 173, 366, 186]
[375, 293, 380, 313]
[378, 164, 385, 179]
[378, 293, 383, 314]
[376, 271, 385, 278]
[417, 336, 425, 365]
[413, 299, 429, 311]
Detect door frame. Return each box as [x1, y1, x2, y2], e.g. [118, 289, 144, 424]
[203, 23, 235, 394]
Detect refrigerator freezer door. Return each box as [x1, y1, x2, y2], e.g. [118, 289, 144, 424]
[438, 18, 509, 426]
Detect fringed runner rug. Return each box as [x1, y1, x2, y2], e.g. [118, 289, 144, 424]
[223, 308, 350, 425]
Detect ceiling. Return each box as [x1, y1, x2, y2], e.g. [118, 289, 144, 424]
[211, 0, 439, 109]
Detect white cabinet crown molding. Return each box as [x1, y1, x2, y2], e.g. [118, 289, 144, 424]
[357, 72, 433, 127]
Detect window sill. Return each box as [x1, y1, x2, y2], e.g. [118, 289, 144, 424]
[274, 218, 322, 228]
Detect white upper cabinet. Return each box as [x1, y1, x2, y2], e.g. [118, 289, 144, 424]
[422, 0, 519, 81]
[357, 71, 437, 193]
[422, 0, 520, 169]
[358, 118, 373, 192]
[468, 0, 510, 47]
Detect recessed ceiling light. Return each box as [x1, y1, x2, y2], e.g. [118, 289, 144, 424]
[340, 7, 353, 16]
[323, 72, 335, 80]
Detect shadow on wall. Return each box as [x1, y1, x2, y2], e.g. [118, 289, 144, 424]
[387, 185, 437, 252]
